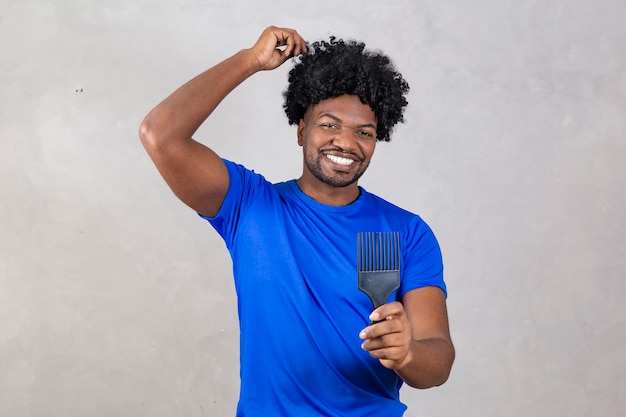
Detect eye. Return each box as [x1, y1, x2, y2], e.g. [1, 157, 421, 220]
[320, 123, 339, 129]
[357, 130, 375, 139]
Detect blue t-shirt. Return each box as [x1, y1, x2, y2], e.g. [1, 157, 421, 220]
[202, 159, 445, 416]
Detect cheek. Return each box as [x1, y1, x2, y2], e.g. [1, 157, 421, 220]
[363, 142, 376, 159]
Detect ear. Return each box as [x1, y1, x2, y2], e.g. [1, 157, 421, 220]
[297, 119, 306, 146]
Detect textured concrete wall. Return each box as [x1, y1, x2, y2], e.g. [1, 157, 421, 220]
[1, 0, 625, 415]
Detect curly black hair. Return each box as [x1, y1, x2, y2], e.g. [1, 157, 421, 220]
[282, 37, 410, 142]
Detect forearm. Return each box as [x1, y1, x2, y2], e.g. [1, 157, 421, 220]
[394, 337, 455, 389]
[139, 49, 260, 148]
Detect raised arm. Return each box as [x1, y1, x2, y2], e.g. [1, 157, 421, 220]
[139, 26, 307, 217]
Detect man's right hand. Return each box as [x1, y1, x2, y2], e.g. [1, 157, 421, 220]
[249, 26, 308, 71]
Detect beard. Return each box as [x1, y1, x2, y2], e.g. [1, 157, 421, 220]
[303, 147, 370, 188]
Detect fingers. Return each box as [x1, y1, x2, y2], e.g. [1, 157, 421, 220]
[272, 27, 307, 57]
[359, 302, 412, 368]
[359, 320, 410, 368]
[252, 26, 307, 71]
[359, 315, 405, 346]
[369, 302, 402, 323]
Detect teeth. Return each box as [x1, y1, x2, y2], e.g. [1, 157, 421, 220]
[326, 154, 354, 166]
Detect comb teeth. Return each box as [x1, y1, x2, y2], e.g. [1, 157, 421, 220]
[357, 231, 401, 272]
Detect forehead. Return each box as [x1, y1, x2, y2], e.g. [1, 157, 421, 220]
[307, 95, 377, 126]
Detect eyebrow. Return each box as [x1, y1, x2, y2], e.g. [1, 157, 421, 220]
[319, 113, 377, 130]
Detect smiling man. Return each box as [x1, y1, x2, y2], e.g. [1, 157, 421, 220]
[140, 26, 454, 416]
[296, 94, 377, 204]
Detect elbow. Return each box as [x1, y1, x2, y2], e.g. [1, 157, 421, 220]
[428, 364, 453, 388]
[425, 344, 455, 388]
[403, 342, 455, 389]
[406, 368, 452, 390]
[139, 108, 185, 155]
[138, 115, 161, 151]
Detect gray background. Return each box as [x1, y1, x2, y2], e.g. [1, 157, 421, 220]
[1, 0, 625, 416]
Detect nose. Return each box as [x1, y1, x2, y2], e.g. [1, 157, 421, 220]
[331, 128, 358, 152]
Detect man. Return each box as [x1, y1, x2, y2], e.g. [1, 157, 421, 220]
[140, 26, 454, 416]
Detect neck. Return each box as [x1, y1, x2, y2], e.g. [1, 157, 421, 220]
[295, 177, 361, 206]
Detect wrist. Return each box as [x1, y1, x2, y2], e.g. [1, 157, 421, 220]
[236, 48, 264, 75]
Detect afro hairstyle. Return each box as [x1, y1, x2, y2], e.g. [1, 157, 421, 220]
[282, 37, 410, 142]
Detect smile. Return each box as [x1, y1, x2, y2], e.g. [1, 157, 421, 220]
[326, 154, 355, 166]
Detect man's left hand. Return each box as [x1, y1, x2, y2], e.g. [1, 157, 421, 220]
[359, 301, 413, 370]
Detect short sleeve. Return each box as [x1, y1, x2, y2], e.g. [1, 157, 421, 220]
[198, 159, 268, 250]
[399, 217, 446, 297]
